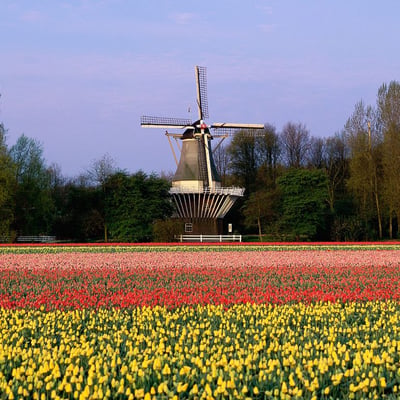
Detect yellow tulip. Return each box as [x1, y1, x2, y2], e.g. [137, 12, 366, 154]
[162, 363, 171, 375]
[134, 388, 144, 398]
[152, 357, 162, 371]
[191, 384, 199, 395]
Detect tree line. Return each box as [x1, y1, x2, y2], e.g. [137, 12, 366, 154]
[221, 81, 400, 241]
[1, 80, 400, 242]
[0, 136, 173, 243]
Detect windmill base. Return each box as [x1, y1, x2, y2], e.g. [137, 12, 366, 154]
[174, 217, 224, 235]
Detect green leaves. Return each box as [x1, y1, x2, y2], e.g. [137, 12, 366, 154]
[105, 171, 173, 242]
[277, 169, 329, 240]
[9, 134, 55, 236]
[0, 125, 16, 241]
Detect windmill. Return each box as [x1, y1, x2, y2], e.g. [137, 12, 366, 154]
[141, 66, 264, 235]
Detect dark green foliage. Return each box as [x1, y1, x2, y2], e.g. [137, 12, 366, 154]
[105, 171, 173, 242]
[277, 169, 329, 240]
[242, 188, 280, 240]
[9, 135, 55, 236]
[53, 183, 104, 242]
[227, 132, 259, 193]
[153, 218, 182, 242]
[0, 124, 15, 241]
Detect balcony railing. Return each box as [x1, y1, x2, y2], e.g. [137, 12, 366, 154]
[169, 186, 245, 196]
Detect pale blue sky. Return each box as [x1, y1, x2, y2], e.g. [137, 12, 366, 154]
[1, 1, 399, 177]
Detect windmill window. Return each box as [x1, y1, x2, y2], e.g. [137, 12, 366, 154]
[185, 223, 193, 233]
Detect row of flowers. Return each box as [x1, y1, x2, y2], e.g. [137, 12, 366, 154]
[1, 243, 400, 254]
[1, 301, 400, 399]
[2, 248, 400, 399]
[1, 250, 400, 309]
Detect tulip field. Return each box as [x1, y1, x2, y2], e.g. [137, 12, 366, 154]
[1, 244, 400, 399]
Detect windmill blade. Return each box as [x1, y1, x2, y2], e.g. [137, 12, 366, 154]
[211, 123, 266, 137]
[211, 128, 266, 137]
[141, 115, 192, 129]
[195, 66, 209, 120]
[210, 122, 265, 130]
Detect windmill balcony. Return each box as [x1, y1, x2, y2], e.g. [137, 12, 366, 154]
[169, 186, 245, 196]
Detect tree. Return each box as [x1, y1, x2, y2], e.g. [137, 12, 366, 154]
[344, 101, 383, 239]
[9, 134, 54, 236]
[227, 125, 280, 192]
[377, 81, 400, 238]
[0, 124, 15, 241]
[227, 131, 259, 193]
[105, 171, 173, 242]
[153, 218, 182, 242]
[307, 137, 326, 169]
[280, 122, 311, 168]
[46, 163, 103, 242]
[324, 132, 350, 213]
[87, 153, 117, 187]
[86, 153, 118, 242]
[242, 189, 279, 240]
[277, 169, 329, 240]
[54, 180, 103, 242]
[256, 124, 281, 186]
[212, 141, 230, 186]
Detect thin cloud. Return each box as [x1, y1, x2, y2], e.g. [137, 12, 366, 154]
[258, 23, 276, 33]
[20, 10, 44, 22]
[169, 12, 196, 25]
[257, 4, 273, 15]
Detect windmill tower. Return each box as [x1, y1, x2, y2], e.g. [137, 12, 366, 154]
[141, 66, 264, 235]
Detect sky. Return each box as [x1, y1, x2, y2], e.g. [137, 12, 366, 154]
[1, 1, 400, 178]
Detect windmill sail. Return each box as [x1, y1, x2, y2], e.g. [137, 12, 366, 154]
[211, 122, 265, 129]
[140, 116, 192, 129]
[195, 66, 209, 120]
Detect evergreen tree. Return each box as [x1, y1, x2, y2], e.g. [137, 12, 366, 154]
[277, 169, 329, 240]
[105, 171, 173, 242]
